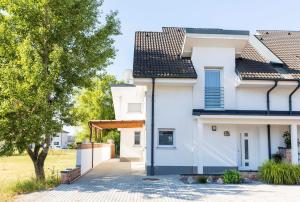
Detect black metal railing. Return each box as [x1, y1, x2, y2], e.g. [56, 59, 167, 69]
[205, 87, 224, 109]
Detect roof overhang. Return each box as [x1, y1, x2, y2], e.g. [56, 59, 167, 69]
[236, 79, 300, 88]
[182, 29, 250, 57]
[89, 120, 145, 129]
[195, 114, 300, 125]
[134, 78, 197, 86]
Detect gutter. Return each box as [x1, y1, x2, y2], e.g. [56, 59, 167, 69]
[267, 81, 278, 114]
[150, 78, 155, 176]
[289, 80, 300, 115]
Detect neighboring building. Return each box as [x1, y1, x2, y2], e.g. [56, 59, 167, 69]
[111, 70, 146, 162]
[112, 27, 300, 175]
[51, 130, 74, 149]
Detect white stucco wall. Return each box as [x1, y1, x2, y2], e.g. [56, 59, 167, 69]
[191, 47, 237, 110]
[120, 128, 145, 160]
[201, 124, 238, 167]
[77, 144, 112, 175]
[145, 85, 194, 167]
[190, 46, 300, 112]
[236, 85, 300, 111]
[111, 86, 146, 121]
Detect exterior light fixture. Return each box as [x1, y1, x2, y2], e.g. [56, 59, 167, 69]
[212, 126, 217, 131]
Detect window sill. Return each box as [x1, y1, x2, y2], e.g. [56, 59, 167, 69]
[156, 146, 176, 150]
[133, 145, 142, 147]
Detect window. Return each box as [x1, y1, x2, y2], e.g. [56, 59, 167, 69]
[54, 142, 59, 145]
[158, 129, 174, 146]
[128, 103, 142, 113]
[205, 68, 224, 109]
[134, 131, 141, 145]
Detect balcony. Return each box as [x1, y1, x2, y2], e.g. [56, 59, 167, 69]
[205, 87, 224, 109]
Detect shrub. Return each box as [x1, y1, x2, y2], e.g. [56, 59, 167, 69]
[259, 161, 300, 185]
[12, 168, 60, 194]
[272, 153, 282, 163]
[196, 176, 207, 184]
[223, 170, 241, 184]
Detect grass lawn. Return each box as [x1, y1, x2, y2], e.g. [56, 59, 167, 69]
[0, 149, 76, 202]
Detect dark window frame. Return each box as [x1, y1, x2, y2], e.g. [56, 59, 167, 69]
[134, 131, 141, 145]
[158, 129, 175, 147]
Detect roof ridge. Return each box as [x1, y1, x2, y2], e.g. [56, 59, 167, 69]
[257, 30, 300, 33]
[135, 31, 163, 34]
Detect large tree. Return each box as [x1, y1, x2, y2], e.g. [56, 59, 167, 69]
[74, 74, 119, 142]
[0, 0, 119, 180]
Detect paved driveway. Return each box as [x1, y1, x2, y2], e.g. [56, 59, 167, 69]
[17, 159, 300, 202]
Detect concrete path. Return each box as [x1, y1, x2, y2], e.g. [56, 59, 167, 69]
[17, 159, 300, 202]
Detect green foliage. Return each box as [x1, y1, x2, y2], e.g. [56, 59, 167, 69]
[102, 130, 120, 155]
[223, 170, 241, 184]
[12, 177, 60, 194]
[259, 160, 300, 185]
[0, 0, 119, 180]
[196, 176, 207, 184]
[13, 167, 60, 193]
[282, 131, 291, 149]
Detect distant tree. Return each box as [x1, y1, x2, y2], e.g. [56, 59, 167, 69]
[74, 75, 120, 143]
[0, 0, 120, 181]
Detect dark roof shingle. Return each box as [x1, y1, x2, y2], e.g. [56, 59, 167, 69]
[133, 27, 197, 78]
[133, 27, 300, 80]
[236, 30, 300, 80]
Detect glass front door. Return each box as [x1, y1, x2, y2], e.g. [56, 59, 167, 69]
[240, 133, 250, 170]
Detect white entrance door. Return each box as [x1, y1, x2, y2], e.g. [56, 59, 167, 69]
[240, 132, 250, 170]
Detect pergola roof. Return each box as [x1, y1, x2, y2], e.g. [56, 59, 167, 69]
[89, 120, 145, 129]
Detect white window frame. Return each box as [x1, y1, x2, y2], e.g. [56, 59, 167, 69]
[204, 67, 224, 110]
[157, 128, 176, 148]
[133, 131, 141, 146]
[127, 103, 142, 113]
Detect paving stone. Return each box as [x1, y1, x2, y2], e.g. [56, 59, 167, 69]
[16, 159, 300, 202]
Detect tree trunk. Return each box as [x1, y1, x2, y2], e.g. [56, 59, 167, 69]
[27, 136, 51, 181]
[33, 159, 46, 181]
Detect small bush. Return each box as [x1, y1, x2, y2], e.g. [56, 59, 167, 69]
[13, 168, 60, 194]
[196, 176, 207, 184]
[259, 160, 300, 185]
[223, 170, 241, 184]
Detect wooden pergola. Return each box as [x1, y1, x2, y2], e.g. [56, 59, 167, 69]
[88, 120, 145, 142]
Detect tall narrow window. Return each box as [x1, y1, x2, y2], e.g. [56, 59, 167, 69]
[205, 69, 223, 109]
[134, 131, 141, 145]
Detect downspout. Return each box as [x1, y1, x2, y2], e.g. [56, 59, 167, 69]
[289, 80, 300, 115]
[88, 121, 93, 142]
[267, 81, 278, 114]
[88, 122, 94, 168]
[266, 81, 277, 160]
[267, 125, 271, 160]
[150, 78, 155, 176]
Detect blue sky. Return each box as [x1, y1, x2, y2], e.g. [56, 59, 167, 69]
[102, 0, 300, 79]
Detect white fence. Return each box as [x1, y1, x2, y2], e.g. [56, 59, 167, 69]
[76, 143, 114, 175]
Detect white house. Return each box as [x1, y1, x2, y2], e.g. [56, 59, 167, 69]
[108, 27, 300, 175]
[111, 70, 147, 162]
[51, 130, 74, 149]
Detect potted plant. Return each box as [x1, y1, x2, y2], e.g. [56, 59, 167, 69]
[282, 131, 291, 149]
[282, 131, 292, 162]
